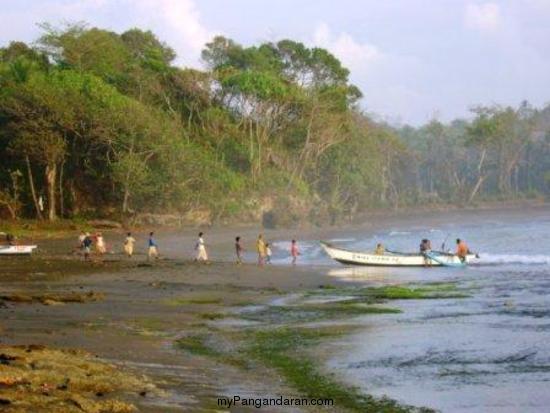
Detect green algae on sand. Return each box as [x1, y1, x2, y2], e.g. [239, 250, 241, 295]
[0, 344, 158, 413]
[0, 291, 104, 306]
[247, 327, 433, 413]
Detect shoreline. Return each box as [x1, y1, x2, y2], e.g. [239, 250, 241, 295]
[2, 206, 548, 411]
[0, 250, 449, 412]
[1, 198, 546, 241]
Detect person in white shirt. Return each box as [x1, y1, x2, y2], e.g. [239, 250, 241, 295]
[124, 232, 136, 257]
[195, 232, 208, 262]
[265, 243, 272, 264]
[96, 233, 107, 254]
[78, 231, 86, 250]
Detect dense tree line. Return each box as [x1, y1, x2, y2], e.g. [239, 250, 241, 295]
[0, 24, 548, 224]
[396, 103, 550, 205]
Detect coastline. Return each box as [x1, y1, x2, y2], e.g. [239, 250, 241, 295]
[0, 247, 448, 412]
[1, 203, 547, 412]
[1, 198, 546, 241]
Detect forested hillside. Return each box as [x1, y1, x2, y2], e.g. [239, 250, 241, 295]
[1, 24, 549, 225]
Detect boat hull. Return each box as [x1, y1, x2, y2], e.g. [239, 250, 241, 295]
[321, 242, 475, 267]
[0, 245, 38, 255]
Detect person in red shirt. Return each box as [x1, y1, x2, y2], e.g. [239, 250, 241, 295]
[456, 238, 469, 262]
[290, 240, 300, 265]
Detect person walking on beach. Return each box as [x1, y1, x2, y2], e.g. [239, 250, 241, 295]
[235, 236, 244, 264]
[195, 232, 208, 262]
[265, 243, 272, 264]
[78, 231, 86, 251]
[256, 234, 266, 266]
[124, 232, 136, 257]
[290, 239, 300, 265]
[148, 232, 159, 260]
[82, 232, 93, 261]
[95, 232, 107, 255]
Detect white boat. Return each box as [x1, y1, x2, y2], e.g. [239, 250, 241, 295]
[320, 241, 477, 267]
[0, 245, 38, 255]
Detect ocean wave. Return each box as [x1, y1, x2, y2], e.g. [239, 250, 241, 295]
[327, 237, 356, 242]
[271, 240, 326, 261]
[389, 231, 412, 236]
[479, 253, 550, 265]
[271, 240, 316, 250]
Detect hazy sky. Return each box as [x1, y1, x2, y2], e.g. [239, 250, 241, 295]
[1, 0, 549, 125]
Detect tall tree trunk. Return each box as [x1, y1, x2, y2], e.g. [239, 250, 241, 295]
[121, 144, 134, 214]
[69, 180, 79, 216]
[248, 118, 255, 183]
[498, 168, 512, 194]
[25, 156, 43, 220]
[59, 160, 65, 218]
[122, 183, 130, 214]
[0, 197, 17, 220]
[468, 148, 487, 203]
[6, 204, 16, 220]
[46, 162, 57, 221]
[468, 175, 486, 203]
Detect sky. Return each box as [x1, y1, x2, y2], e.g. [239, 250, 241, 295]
[1, 0, 549, 125]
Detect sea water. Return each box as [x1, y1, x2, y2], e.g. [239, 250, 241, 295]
[296, 208, 550, 412]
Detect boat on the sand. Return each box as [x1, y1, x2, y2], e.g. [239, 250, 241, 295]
[0, 245, 38, 255]
[320, 241, 477, 267]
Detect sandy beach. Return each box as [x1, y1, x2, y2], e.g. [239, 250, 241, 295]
[2, 205, 550, 412]
[2, 227, 386, 412]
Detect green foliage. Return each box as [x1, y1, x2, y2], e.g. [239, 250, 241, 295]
[0, 23, 548, 222]
[396, 102, 549, 203]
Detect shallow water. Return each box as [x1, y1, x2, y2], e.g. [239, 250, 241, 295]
[309, 208, 550, 412]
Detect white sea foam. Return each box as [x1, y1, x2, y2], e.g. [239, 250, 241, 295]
[272, 240, 314, 250]
[479, 253, 550, 265]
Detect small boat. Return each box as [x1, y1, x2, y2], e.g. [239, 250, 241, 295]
[320, 241, 477, 267]
[0, 245, 38, 255]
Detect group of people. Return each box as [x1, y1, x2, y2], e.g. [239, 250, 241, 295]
[77, 230, 301, 265]
[248, 234, 300, 265]
[77, 231, 111, 260]
[373, 237, 470, 265]
[251, 234, 273, 265]
[419, 238, 470, 260]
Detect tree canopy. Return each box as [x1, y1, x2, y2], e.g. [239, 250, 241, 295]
[0, 24, 548, 224]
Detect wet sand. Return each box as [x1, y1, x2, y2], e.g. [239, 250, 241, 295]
[3, 205, 547, 412]
[1, 232, 357, 412]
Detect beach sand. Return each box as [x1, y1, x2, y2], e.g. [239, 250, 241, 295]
[1, 229, 360, 412]
[3, 206, 547, 412]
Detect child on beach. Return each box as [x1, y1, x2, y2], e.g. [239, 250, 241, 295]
[82, 233, 93, 260]
[78, 231, 86, 250]
[95, 233, 106, 255]
[235, 236, 244, 264]
[148, 232, 159, 260]
[195, 232, 208, 262]
[256, 234, 266, 266]
[290, 240, 299, 265]
[124, 232, 136, 257]
[265, 243, 272, 264]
